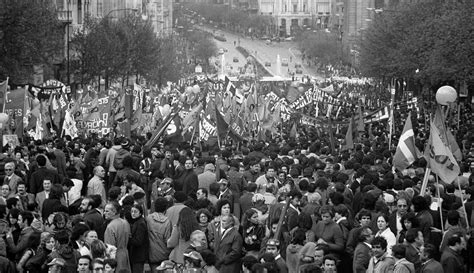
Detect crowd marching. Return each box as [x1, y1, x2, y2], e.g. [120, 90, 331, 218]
[0, 78, 472, 273]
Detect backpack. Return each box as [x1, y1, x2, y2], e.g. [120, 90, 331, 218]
[113, 149, 130, 170]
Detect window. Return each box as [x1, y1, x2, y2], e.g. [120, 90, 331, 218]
[293, 4, 297, 12]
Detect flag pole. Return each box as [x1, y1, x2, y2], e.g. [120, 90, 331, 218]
[435, 175, 444, 233]
[388, 80, 396, 149]
[456, 176, 470, 229]
[2, 77, 9, 113]
[420, 167, 431, 196]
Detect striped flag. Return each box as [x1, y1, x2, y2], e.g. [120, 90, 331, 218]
[393, 113, 418, 171]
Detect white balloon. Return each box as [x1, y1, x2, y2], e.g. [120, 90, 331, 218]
[192, 84, 201, 94]
[185, 86, 193, 94]
[0, 113, 9, 124]
[161, 104, 171, 117]
[436, 85, 457, 105]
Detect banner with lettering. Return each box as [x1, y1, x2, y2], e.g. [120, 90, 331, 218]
[199, 115, 216, 141]
[77, 95, 111, 137]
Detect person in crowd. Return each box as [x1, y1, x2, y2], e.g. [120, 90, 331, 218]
[24, 232, 55, 273]
[404, 228, 424, 266]
[312, 205, 344, 257]
[367, 236, 395, 273]
[263, 238, 288, 273]
[412, 196, 433, 243]
[29, 155, 61, 195]
[42, 184, 68, 221]
[167, 206, 200, 264]
[396, 211, 418, 243]
[6, 211, 39, 262]
[389, 197, 410, 238]
[196, 208, 213, 238]
[198, 163, 216, 192]
[4, 161, 23, 195]
[128, 204, 149, 273]
[77, 255, 92, 273]
[35, 179, 52, 215]
[392, 244, 415, 273]
[165, 191, 187, 226]
[353, 226, 374, 273]
[217, 178, 234, 205]
[214, 214, 243, 273]
[420, 244, 444, 273]
[321, 254, 338, 273]
[87, 166, 107, 204]
[240, 208, 265, 257]
[48, 229, 81, 272]
[103, 259, 117, 273]
[103, 201, 130, 272]
[375, 214, 397, 255]
[208, 199, 239, 249]
[286, 228, 306, 273]
[147, 197, 172, 273]
[80, 196, 104, 233]
[440, 233, 466, 273]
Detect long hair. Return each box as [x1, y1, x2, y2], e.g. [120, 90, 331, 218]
[178, 207, 200, 241]
[241, 208, 258, 229]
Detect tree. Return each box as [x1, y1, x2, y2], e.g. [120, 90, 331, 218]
[359, 1, 474, 85]
[0, 0, 63, 83]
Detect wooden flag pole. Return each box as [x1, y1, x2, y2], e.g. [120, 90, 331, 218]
[274, 197, 290, 240]
[435, 175, 444, 233]
[456, 177, 470, 229]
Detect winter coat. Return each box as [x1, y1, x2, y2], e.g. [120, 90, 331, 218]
[128, 217, 149, 263]
[147, 212, 172, 264]
[104, 217, 131, 272]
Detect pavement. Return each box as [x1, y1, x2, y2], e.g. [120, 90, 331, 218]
[196, 25, 324, 80]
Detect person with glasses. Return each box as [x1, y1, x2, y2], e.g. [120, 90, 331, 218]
[4, 162, 22, 195]
[389, 198, 410, 238]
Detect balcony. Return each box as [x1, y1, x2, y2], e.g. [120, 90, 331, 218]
[57, 10, 72, 23]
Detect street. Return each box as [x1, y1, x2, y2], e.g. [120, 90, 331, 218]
[196, 25, 323, 80]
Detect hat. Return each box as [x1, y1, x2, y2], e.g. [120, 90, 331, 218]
[47, 258, 66, 267]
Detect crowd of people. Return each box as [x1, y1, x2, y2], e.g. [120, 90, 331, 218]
[0, 117, 472, 273]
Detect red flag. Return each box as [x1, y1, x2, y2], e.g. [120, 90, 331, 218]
[341, 117, 354, 151]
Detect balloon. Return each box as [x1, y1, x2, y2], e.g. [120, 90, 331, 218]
[161, 104, 171, 117]
[192, 85, 201, 94]
[298, 86, 305, 92]
[0, 113, 8, 124]
[185, 86, 193, 94]
[436, 86, 457, 105]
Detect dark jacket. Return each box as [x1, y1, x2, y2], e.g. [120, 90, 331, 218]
[353, 242, 371, 273]
[83, 209, 104, 232]
[128, 217, 149, 263]
[440, 247, 464, 273]
[41, 198, 68, 220]
[6, 226, 38, 261]
[29, 167, 61, 194]
[214, 227, 242, 273]
[181, 169, 199, 197]
[49, 244, 81, 273]
[420, 259, 444, 273]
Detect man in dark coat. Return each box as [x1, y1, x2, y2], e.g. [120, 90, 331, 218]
[353, 227, 373, 273]
[440, 233, 466, 273]
[214, 215, 242, 273]
[80, 197, 104, 232]
[182, 159, 198, 197]
[420, 244, 444, 273]
[29, 155, 61, 195]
